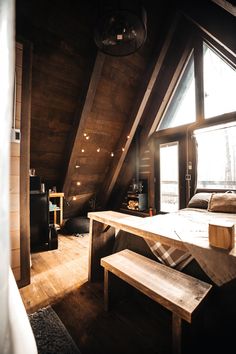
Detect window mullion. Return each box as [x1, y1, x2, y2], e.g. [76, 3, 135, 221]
[194, 39, 205, 124]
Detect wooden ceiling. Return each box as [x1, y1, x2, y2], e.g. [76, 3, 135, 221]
[16, 0, 174, 216]
[16, 0, 235, 217]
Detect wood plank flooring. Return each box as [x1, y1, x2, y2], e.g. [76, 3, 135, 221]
[20, 234, 89, 313]
[19, 233, 228, 354]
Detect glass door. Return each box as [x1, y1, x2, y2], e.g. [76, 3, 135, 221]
[160, 141, 179, 212]
[155, 135, 187, 213]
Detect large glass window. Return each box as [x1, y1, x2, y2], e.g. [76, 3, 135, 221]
[194, 123, 236, 189]
[155, 39, 236, 213]
[157, 54, 196, 131]
[203, 43, 236, 118]
[160, 142, 179, 212]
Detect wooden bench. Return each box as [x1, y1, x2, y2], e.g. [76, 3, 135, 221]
[101, 249, 212, 354]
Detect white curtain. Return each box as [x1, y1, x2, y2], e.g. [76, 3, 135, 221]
[0, 0, 15, 352]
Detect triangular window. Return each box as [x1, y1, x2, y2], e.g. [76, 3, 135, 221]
[203, 43, 236, 119]
[157, 53, 196, 131]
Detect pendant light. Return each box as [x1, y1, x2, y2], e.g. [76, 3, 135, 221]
[94, 2, 147, 56]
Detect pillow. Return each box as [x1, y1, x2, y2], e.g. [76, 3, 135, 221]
[63, 216, 90, 234]
[187, 192, 212, 209]
[208, 192, 236, 213]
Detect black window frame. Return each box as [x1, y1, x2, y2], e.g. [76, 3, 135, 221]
[153, 28, 236, 213]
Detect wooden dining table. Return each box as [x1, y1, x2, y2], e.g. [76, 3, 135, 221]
[87, 209, 236, 286]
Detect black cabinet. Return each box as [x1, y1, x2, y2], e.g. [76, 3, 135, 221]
[30, 192, 58, 252]
[30, 192, 49, 251]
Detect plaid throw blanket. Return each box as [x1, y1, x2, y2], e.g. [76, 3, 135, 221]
[144, 239, 193, 270]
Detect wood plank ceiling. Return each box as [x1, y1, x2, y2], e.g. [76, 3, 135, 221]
[16, 0, 176, 217]
[16, 0, 235, 217]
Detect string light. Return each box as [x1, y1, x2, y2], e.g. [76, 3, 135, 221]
[77, 132, 131, 159]
[73, 132, 132, 199]
[80, 146, 126, 156]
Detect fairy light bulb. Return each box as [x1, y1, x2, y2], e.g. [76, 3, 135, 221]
[127, 135, 130, 139]
[111, 152, 114, 157]
[76, 181, 81, 186]
[86, 136, 89, 140]
[72, 196, 77, 201]
[75, 165, 80, 169]
[81, 149, 85, 153]
[97, 148, 100, 152]
[83, 133, 87, 137]
[122, 147, 125, 151]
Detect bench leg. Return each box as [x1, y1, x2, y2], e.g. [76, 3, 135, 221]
[172, 313, 182, 354]
[104, 269, 132, 312]
[104, 269, 110, 311]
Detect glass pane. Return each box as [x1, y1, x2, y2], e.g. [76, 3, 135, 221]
[160, 142, 179, 212]
[195, 123, 236, 189]
[157, 54, 196, 131]
[203, 43, 236, 118]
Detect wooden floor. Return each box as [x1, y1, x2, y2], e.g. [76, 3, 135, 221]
[19, 234, 229, 354]
[20, 234, 89, 313]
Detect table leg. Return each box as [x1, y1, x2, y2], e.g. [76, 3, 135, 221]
[104, 269, 110, 311]
[88, 219, 115, 282]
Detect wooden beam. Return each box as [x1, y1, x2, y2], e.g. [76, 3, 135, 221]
[98, 13, 181, 208]
[194, 37, 205, 125]
[181, 1, 236, 57]
[19, 39, 33, 288]
[211, 0, 236, 17]
[63, 51, 105, 197]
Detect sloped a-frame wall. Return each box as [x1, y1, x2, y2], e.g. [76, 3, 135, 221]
[16, 0, 176, 217]
[16, 0, 236, 218]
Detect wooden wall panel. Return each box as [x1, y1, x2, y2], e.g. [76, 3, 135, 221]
[11, 249, 21, 269]
[10, 156, 20, 176]
[10, 175, 20, 194]
[10, 193, 20, 212]
[139, 148, 152, 180]
[19, 39, 32, 287]
[9, 42, 22, 281]
[10, 230, 21, 250]
[12, 267, 21, 281]
[10, 39, 31, 286]
[10, 211, 20, 232]
[11, 141, 20, 156]
[19, 0, 98, 188]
